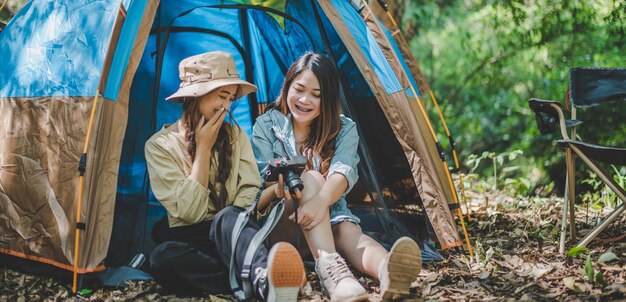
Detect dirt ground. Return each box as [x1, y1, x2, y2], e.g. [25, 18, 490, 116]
[1, 191, 625, 301]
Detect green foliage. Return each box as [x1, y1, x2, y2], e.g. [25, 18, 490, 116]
[465, 149, 534, 195]
[405, 0, 626, 193]
[566, 246, 590, 257]
[566, 251, 614, 286]
[581, 166, 626, 209]
[582, 253, 610, 286]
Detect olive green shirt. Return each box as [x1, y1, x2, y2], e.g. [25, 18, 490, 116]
[145, 123, 261, 227]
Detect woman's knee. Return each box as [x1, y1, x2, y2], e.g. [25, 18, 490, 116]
[300, 170, 325, 200]
[301, 170, 325, 189]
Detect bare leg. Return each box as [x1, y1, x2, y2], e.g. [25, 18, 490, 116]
[332, 221, 388, 279]
[268, 171, 336, 259]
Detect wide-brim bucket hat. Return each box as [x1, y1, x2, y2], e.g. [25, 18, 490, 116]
[165, 51, 257, 102]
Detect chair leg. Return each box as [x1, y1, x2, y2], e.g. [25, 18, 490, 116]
[570, 145, 626, 248]
[559, 174, 569, 254]
[566, 148, 576, 239]
[577, 203, 626, 248]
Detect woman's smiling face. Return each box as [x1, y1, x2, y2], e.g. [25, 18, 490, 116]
[286, 70, 321, 127]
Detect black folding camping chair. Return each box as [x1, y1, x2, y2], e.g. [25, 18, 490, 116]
[529, 67, 626, 253]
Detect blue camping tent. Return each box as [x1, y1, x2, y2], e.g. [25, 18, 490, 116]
[0, 0, 463, 286]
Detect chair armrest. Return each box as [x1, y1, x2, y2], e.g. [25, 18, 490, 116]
[528, 98, 562, 134]
[528, 98, 574, 139]
[528, 98, 563, 114]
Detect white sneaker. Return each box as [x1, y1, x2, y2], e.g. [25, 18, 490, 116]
[265, 242, 305, 302]
[315, 251, 368, 302]
[379, 237, 422, 300]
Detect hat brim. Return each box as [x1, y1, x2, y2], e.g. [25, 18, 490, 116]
[165, 78, 258, 102]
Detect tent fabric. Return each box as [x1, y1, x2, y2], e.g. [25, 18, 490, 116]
[103, 0, 151, 101]
[370, 3, 431, 95]
[323, 0, 403, 95]
[0, 0, 158, 271]
[0, 96, 99, 272]
[357, 5, 411, 94]
[360, 3, 460, 246]
[0, 0, 120, 98]
[82, 0, 159, 269]
[1, 0, 462, 273]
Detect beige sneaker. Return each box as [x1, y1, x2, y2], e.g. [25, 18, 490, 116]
[379, 237, 422, 301]
[315, 251, 368, 302]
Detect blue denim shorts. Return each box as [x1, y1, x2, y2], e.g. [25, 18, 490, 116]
[329, 197, 360, 226]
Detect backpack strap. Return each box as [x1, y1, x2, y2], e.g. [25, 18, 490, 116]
[229, 180, 285, 301]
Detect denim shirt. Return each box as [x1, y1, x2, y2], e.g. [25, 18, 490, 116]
[251, 109, 361, 224]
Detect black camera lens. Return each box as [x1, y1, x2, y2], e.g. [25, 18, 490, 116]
[284, 169, 304, 194]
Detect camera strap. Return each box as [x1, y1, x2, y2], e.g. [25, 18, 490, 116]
[270, 126, 301, 247]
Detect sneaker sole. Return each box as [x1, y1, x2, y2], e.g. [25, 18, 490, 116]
[381, 237, 422, 300]
[267, 242, 305, 302]
[324, 285, 369, 302]
[331, 293, 369, 302]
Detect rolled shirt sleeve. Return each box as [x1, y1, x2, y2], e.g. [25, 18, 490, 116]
[328, 116, 360, 193]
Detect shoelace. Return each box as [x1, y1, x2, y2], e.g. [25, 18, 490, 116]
[253, 267, 267, 299]
[326, 254, 353, 285]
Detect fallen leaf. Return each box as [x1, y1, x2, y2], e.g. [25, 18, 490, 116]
[597, 251, 618, 264]
[531, 263, 553, 278]
[502, 255, 524, 268]
[514, 282, 535, 294]
[563, 277, 579, 292]
[478, 271, 490, 279]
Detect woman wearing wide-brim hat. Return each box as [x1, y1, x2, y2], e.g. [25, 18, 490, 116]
[145, 51, 304, 301]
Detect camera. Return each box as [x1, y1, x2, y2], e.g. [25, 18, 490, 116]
[265, 155, 307, 194]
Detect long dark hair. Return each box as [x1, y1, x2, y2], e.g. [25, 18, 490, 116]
[181, 96, 234, 211]
[276, 53, 342, 175]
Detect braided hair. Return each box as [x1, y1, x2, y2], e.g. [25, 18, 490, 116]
[181, 96, 234, 211]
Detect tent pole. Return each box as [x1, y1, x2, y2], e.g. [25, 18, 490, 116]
[359, 0, 473, 257]
[73, 90, 101, 293]
[428, 90, 471, 220]
[0, 0, 8, 12]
